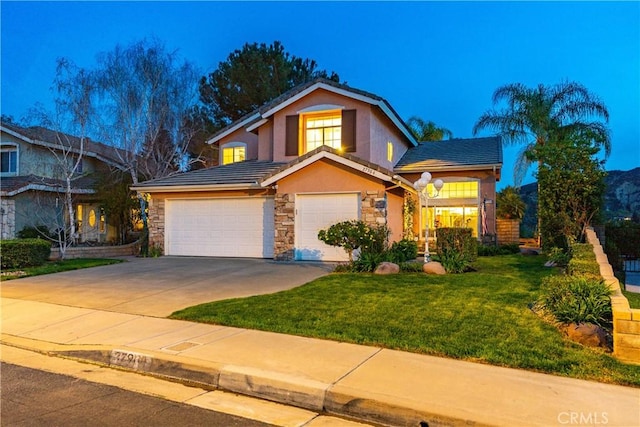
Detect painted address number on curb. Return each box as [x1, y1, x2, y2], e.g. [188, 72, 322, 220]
[110, 349, 153, 370]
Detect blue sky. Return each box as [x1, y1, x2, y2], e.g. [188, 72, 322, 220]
[2, 1, 638, 189]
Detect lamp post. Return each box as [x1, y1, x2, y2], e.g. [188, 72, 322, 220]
[413, 172, 444, 263]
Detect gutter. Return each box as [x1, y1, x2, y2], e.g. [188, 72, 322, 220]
[130, 182, 263, 193]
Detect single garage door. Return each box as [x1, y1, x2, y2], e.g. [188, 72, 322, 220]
[165, 197, 274, 258]
[295, 193, 360, 261]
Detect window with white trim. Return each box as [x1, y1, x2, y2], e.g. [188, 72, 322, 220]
[1, 144, 18, 175]
[221, 142, 246, 165]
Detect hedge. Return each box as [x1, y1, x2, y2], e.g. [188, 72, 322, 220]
[1, 239, 52, 269]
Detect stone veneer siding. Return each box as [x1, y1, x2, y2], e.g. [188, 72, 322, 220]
[273, 190, 388, 261]
[1, 198, 16, 239]
[148, 198, 165, 253]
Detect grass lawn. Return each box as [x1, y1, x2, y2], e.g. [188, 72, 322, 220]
[622, 288, 640, 309]
[172, 254, 640, 387]
[1, 258, 123, 281]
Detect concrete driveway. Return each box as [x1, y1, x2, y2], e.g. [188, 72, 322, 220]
[0, 257, 332, 317]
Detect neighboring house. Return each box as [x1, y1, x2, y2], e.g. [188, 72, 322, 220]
[133, 78, 502, 261]
[1, 122, 125, 242]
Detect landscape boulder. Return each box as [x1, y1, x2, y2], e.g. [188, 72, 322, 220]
[560, 323, 610, 348]
[374, 262, 400, 275]
[423, 261, 446, 275]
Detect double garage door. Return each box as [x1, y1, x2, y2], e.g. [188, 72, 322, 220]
[164, 193, 360, 261]
[165, 198, 274, 258]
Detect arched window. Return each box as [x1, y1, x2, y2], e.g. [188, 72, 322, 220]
[220, 142, 246, 165]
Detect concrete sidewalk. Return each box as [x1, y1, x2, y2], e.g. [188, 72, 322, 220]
[2, 297, 638, 427]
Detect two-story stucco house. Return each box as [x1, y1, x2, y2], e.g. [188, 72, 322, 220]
[1, 122, 125, 242]
[133, 79, 502, 261]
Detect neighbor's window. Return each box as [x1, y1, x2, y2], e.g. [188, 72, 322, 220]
[304, 112, 342, 152]
[221, 142, 246, 165]
[1, 145, 18, 174]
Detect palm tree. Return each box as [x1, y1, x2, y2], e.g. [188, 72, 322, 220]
[473, 81, 610, 246]
[406, 116, 453, 142]
[472, 81, 610, 185]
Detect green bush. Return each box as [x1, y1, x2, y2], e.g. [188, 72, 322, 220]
[352, 251, 387, 272]
[538, 275, 612, 326]
[399, 261, 424, 272]
[478, 243, 520, 257]
[17, 225, 55, 240]
[547, 247, 571, 267]
[318, 220, 389, 262]
[435, 228, 478, 273]
[1, 239, 52, 269]
[388, 239, 418, 263]
[566, 243, 600, 277]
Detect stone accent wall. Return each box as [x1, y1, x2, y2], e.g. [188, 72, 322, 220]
[1, 198, 16, 239]
[274, 193, 295, 261]
[362, 190, 387, 227]
[50, 241, 141, 260]
[148, 198, 165, 254]
[586, 228, 640, 364]
[496, 219, 520, 245]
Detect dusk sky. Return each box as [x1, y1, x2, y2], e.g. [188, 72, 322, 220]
[2, 1, 638, 189]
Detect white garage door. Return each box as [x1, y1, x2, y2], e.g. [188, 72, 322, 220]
[295, 193, 360, 261]
[165, 198, 274, 258]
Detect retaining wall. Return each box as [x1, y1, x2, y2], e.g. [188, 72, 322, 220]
[585, 228, 640, 364]
[50, 241, 140, 260]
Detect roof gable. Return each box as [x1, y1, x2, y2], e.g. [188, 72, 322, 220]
[206, 78, 418, 147]
[1, 122, 126, 169]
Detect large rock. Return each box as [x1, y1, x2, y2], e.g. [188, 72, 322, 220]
[374, 262, 400, 275]
[423, 261, 446, 275]
[561, 323, 610, 348]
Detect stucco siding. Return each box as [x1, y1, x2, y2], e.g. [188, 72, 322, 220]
[271, 89, 372, 163]
[370, 107, 410, 170]
[216, 128, 259, 162]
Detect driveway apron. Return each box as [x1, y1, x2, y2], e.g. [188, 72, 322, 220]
[0, 257, 332, 317]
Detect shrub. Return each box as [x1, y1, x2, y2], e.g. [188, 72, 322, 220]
[436, 228, 478, 273]
[478, 243, 520, 257]
[388, 239, 418, 263]
[547, 247, 571, 267]
[352, 251, 387, 272]
[17, 225, 55, 240]
[318, 220, 388, 262]
[566, 243, 600, 277]
[399, 261, 424, 273]
[1, 239, 52, 269]
[538, 275, 612, 326]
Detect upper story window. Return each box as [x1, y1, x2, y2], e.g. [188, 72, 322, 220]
[387, 141, 394, 162]
[304, 112, 342, 152]
[286, 107, 356, 156]
[1, 144, 18, 175]
[221, 142, 246, 165]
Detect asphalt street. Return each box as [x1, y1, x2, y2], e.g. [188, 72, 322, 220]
[1, 362, 274, 427]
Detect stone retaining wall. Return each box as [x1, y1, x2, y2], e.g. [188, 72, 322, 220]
[50, 241, 140, 260]
[586, 228, 640, 364]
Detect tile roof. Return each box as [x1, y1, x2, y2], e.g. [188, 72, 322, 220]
[0, 174, 97, 196]
[1, 122, 127, 168]
[394, 136, 503, 173]
[132, 160, 287, 189]
[207, 78, 415, 145]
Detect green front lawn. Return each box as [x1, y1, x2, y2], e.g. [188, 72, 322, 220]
[172, 254, 640, 387]
[622, 288, 640, 309]
[1, 258, 123, 281]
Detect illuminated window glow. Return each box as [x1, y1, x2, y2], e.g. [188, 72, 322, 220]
[387, 141, 393, 162]
[304, 113, 342, 152]
[428, 181, 478, 199]
[422, 206, 479, 237]
[222, 146, 246, 165]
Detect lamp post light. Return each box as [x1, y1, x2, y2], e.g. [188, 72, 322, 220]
[413, 172, 444, 263]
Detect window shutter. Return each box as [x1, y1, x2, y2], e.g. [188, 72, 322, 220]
[285, 115, 299, 156]
[342, 109, 356, 152]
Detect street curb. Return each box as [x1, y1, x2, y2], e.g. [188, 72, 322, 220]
[0, 334, 454, 427]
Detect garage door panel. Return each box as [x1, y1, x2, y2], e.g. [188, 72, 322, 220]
[166, 198, 274, 258]
[295, 193, 360, 262]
